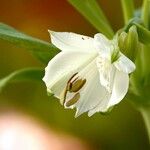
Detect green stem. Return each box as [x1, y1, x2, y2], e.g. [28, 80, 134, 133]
[141, 0, 150, 28]
[140, 106, 150, 142]
[121, 0, 134, 24]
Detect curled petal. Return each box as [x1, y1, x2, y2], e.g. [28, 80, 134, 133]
[114, 54, 136, 73]
[94, 33, 112, 56]
[88, 68, 129, 116]
[107, 69, 129, 108]
[49, 30, 95, 52]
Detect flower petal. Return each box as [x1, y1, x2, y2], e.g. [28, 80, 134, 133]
[114, 54, 136, 73]
[96, 56, 113, 92]
[94, 33, 112, 56]
[63, 60, 107, 117]
[107, 69, 129, 108]
[88, 93, 111, 117]
[43, 51, 97, 98]
[88, 68, 129, 116]
[49, 30, 95, 52]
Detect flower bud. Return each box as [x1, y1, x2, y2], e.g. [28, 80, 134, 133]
[118, 25, 139, 62]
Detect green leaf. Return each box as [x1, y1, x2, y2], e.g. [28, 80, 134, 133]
[0, 23, 59, 63]
[0, 68, 44, 92]
[121, 0, 135, 24]
[68, 0, 114, 38]
[123, 18, 150, 45]
[141, 0, 150, 28]
[134, 23, 150, 45]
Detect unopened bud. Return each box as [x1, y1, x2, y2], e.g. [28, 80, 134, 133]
[118, 25, 139, 61]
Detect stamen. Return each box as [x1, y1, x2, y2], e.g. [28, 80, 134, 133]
[60, 72, 86, 106]
[69, 79, 86, 92]
[60, 73, 78, 105]
[67, 76, 79, 91]
[59, 86, 67, 105]
[65, 93, 80, 107]
[67, 72, 78, 83]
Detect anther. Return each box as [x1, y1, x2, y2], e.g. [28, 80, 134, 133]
[69, 79, 86, 92]
[65, 93, 80, 107]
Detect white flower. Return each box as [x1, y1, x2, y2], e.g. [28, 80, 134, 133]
[43, 31, 136, 117]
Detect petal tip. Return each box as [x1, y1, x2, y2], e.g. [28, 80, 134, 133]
[87, 111, 94, 117]
[75, 109, 83, 118]
[48, 29, 53, 34]
[48, 30, 56, 37]
[42, 74, 46, 83]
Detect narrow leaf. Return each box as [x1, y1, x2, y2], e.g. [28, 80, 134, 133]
[134, 23, 150, 45]
[0, 23, 59, 63]
[68, 0, 114, 38]
[121, 0, 134, 24]
[141, 0, 150, 28]
[0, 68, 44, 92]
[123, 18, 150, 45]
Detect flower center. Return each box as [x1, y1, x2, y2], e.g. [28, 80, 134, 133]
[60, 73, 86, 107]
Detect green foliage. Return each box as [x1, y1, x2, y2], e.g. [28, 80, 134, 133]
[134, 23, 150, 45]
[121, 0, 134, 24]
[68, 0, 114, 38]
[0, 23, 59, 64]
[123, 18, 150, 45]
[0, 68, 44, 92]
[141, 0, 150, 28]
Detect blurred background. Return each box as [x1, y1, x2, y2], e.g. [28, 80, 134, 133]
[0, 0, 149, 149]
